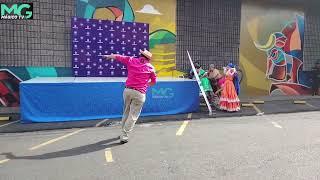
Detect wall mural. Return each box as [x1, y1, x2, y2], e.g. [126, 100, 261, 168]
[0, 0, 183, 107]
[76, 0, 183, 77]
[240, 2, 312, 96]
[0, 67, 72, 107]
[2, 1, 315, 107]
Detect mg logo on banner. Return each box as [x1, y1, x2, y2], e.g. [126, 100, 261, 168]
[0, 3, 33, 20]
[152, 88, 174, 99]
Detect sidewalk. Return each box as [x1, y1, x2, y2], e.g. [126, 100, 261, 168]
[0, 96, 319, 133]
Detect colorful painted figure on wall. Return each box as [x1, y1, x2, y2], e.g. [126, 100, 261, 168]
[254, 15, 312, 95]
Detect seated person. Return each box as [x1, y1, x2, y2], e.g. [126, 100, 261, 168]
[188, 62, 201, 79]
[207, 64, 225, 96]
[208, 64, 220, 92]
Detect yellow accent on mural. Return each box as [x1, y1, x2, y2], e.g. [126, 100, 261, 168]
[94, 8, 116, 20]
[240, 1, 311, 96]
[80, 0, 183, 77]
[132, 0, 183, 77]
[240, 53, 271, 92]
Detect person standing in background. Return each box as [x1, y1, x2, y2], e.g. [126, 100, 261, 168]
[219, 63, 240, 112]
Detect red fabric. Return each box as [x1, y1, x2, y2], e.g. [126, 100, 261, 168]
[219, 75, 240, 112]
[217, 77, 225, 87]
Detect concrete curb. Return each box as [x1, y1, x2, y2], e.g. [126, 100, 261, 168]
[0, 97, 319, 133]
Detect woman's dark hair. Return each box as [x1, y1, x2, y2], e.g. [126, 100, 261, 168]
[194, 62, 201, 69]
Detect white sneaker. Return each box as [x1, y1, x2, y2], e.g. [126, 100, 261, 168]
[120, 134, 129, 144]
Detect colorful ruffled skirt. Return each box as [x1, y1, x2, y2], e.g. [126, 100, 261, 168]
[219, 79, 240, 112]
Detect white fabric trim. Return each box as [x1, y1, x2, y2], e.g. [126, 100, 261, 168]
[220, 97, 240, 102]
[220, 106, 240, 112]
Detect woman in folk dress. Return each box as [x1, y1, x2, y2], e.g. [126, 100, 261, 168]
[219, 63, 240, 112]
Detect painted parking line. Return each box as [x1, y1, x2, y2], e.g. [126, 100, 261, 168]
[252, 104, 264, 116]
[29, 129, 85, 151]
[105, 148, 114, 163]
[0, 159, 10, 164]
[306, 102, 316, 109]
[95, 119, 109, 127]
[176, 121, 189, 136]
[187, 113, 192, 119]
[0, 120, 19, 128]
[271, 121, 283, 129]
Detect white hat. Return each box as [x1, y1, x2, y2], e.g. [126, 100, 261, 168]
[139, 49, 152, 59]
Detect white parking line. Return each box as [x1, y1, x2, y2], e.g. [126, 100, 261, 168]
[95, 119, 109, 127]
[306, 102, 316, 109]
[0, 120, 19, 128]
[29, 129, 85, 150]
[271, 122, 283, 129]
[252, 104, 264, 116]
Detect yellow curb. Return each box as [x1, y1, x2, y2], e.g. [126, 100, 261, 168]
[293, 100, 306, 104]
[253, 101, 265, 104]
[241, 103, 254, 107]
[0, 117, 10, 121]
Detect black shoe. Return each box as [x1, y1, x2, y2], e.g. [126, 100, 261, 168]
[120, 140, 128, 144]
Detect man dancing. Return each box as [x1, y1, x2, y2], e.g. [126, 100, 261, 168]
[103, 49, 157, 144]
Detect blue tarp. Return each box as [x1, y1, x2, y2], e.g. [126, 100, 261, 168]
[20, 77, 199, 123]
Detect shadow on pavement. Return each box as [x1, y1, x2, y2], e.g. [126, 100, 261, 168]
[1, 137, 120, 160]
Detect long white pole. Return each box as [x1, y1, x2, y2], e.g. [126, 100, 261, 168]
[187, 50, 213, 116]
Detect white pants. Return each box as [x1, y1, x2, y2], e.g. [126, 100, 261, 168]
[121, 88, 146, 140]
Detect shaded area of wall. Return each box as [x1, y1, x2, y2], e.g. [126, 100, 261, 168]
[176, 0, 241, 72]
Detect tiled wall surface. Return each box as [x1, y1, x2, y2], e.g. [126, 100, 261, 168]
[0, 0, 75, 67]
[304, 6, 320, 70]
[176, 0, 241, 71]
